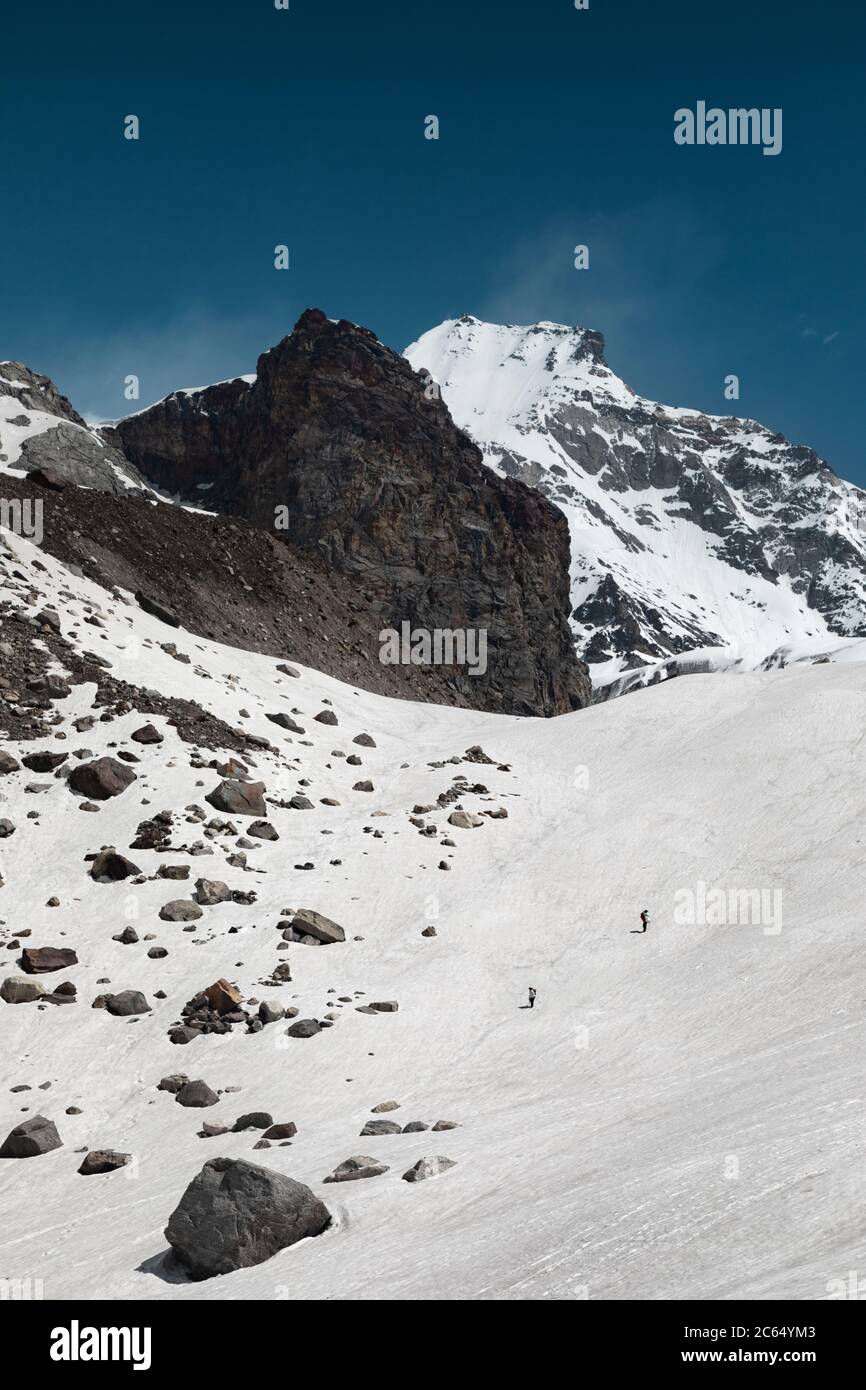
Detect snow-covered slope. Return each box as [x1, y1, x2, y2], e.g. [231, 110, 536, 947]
[0, 362, 146, 495]
[405, 317, 866, 691]
[1, 525, 864, 1301]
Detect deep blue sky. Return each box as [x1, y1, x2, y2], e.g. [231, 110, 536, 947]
[2, 0, 864, 480]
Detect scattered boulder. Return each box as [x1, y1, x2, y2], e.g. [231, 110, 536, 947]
[159, 899, 203, 922]
[258, 1000, 284, 1024]
[313, 709, 338, 726]
[193, 879, 232, 906]
[21, 947, 78, 974]
[402, 1156, 457, 1183]
[266, 712, 305, 735]
[233, 1112, 273, 1132]
[205, 979, 243, 1013]
[353, 780, 374, 792]
[206, 780, 267, 817]
[176, 1080, 220, 1109]
[0, 1115, 62, 1158]
[131, 724, 164, 744]
[247, 820, 279, 840]
[286, 908, 345, 945]
[78, 1150, 131, 1175]
[448, 810, 484, 829]
[262, 1121, 297, 1140]
[360, 1119, 402, 1137]
[352, 733, 376, 747]
[0, 819, 16, 838]
[158, 1074, 189, 1094]
[89, 849, 142, 882]
[135, 590, 180, 626]
[100, 990, 151, 1016]
[0, 752, 21, 775]
[164, 1157, 331, 1280]
[402, 1121, 430, 1133]
[371, 1100, 400, 1113]
[169, 1026, 200, 1045]
[370, 1000, 399, 1013]
[68, 757, 137, 801]
[22, 750, 67, 773]
[286, 1018, 321, 1039]
[1, 977, 46, 1004]
[324, 1155, 389, 1183]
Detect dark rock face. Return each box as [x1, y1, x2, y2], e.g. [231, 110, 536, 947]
[68, 757, 137, 801]
[0, 1114, 62, 1158]
[164, 1156, 331, 1279]
[116, 310, 589, 716]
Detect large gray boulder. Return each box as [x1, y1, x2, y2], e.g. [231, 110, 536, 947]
[164, 1157, 330, 1279]
[402, 1155, 457, 1183]
[323, 1155, 389, 1183]
[193, 879, 232, 906]
[205, 780, 267, 817]
[288, 908, 345, 945]
[98, 990, 151, 1016]
[21, 947, 78, 974]
[89, 849, 142, 882]
[266, 712, 305, 735]
[175, 1080, 220, 1109]
[360, 1119, 402, 1137]
[68, 757, 137, 801]
[0, 1115, 62, 1158]
[1, 977, 46, 1004]
[159, 899, 203, 923]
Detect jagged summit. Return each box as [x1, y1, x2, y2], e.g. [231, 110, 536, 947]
[110, 309, 590, 716]
[406, 315, 866, 688]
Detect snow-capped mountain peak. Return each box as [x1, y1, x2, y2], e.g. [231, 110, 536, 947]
[405, 316, 866, 690]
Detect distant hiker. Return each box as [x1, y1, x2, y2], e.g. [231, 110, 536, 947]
[528, 986, 537, 1009]
[639, 908, 650, 933]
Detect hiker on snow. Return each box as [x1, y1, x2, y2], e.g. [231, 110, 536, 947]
[639, 908, 650, 933]
[528, 986, 537, 1009]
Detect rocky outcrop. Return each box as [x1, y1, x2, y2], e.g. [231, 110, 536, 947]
[116, 311, 589, 715]
[0, 362, 146, 494]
